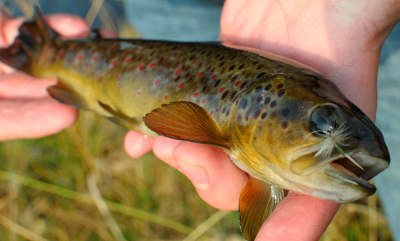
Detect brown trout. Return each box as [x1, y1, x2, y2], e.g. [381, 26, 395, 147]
[0, 13, 390, 241]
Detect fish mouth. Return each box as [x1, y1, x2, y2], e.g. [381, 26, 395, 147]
[326, 152, 388, 195]
[328, 157, 376, 195]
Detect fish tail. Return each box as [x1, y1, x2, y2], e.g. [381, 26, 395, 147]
[0, 7, 58, 73]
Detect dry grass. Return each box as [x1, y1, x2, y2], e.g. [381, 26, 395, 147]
[0, 1, 394, 240]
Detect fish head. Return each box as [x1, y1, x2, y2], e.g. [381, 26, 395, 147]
[238, 75, 390, 202]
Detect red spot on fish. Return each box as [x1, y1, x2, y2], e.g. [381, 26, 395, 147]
[175, 69, 181, 76]
[109, 45, 115, 51]
[155, 80, 160, 86]
[71, 44, 77, 49]
[92, 56, 98, 62]
[149, 62, 156, 69]
[195, 60, 200, 65]
[197, 72, 203, 79]
[138, 47, 144, 52]
[210, 111, 214, 116]
[201, 99, 207, 104]
[117, 76, 121, 82]
[56, 52, 63, 59]
[174, 53, 178, 57]
[95, 74, 99, 79]
[235, 80, 242, 87]
[110, 58, 117, 67]
[183, 97, 188, 101]
[77, 54, 83, 62]
[84, 63, 89, 67]
[218, 87, 225, 93]
[193, 93, 199, 98]
[164, 95, 168, 100]
[137, 90, 142, 95]
[138, 64, 144, 70]
[124, 57, 132, 64]
[178, 83, 184, 89]
[211, 75, 217, 80]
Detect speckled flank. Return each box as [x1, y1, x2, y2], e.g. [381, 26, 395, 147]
[44, 38, 326, 131]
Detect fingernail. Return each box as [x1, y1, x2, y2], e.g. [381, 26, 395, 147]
[177, 161, 209, 190]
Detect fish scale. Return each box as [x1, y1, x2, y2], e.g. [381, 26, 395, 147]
[0, 12, 390, 241]
[47, 39, 295, 128]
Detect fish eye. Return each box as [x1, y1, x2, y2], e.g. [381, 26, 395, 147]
[309, 103, 340, 137]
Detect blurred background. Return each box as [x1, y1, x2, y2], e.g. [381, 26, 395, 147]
[0, 0, 399, 240]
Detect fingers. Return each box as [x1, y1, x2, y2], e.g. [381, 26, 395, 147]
[0, 72, 56, 98]
[0, 98, 77, 141]
[256, 192, 339, 241]
[153, 137, 248, 210]
[45, 14, 89, 38]
[0, 15, 23, 46]
[124, 131, 154, 158]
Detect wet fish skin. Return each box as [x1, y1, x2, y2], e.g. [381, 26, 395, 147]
[0, 13, 390, 241]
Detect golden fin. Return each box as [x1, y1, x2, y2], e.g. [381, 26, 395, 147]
[47, 82, 88, 109]
[239, 177, 286, 241]
[98, 101, 137, 129]
[143, 101, 231, 148]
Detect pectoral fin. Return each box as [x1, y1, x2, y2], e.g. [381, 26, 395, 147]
[143, 101, 231, 148]
[47, 82, 88, 109]
[239, 177, 286, 241]
[98, 101, 137, 129]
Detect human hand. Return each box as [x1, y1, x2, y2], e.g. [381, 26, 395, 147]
[124, 1, 400, 240]
[0, 13, 89, 141]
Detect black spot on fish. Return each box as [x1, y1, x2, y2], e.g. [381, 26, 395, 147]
[219, 61, 225, 67]
[264, 84, 272, 91]
[231, 55, 237, 60]
[239, 98, 248, 109]
[219, 55, 225, 61]
[229, 65, 235, 71]
[206, 51, 212, 57]
[171, 46, 177, 50]
[281, 108, 290, 118]
[202, 86, 208, 92]
[189, 55, 195, 60]
[216, 54, 221, 59]
[240, 81, 248, 89]
[222, 91, 229, 100]
[254, 109, 261, 118]
[255, 86, 262, 93]
[238, 64, 245, 70]
[277, 83, 284, 89]
[282, 121, 288, 129]
[230, 90, 237, 100]
[277, 89, 285, 97]
[264, 96, 271, 105]
[214, 79, 221, 87]
[261, 112, 268, 119]
[270, 100, 277, 108]
[174, 76, 181, 82]
[257, 64, 264, 70]
[256, 72, 266, 79]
